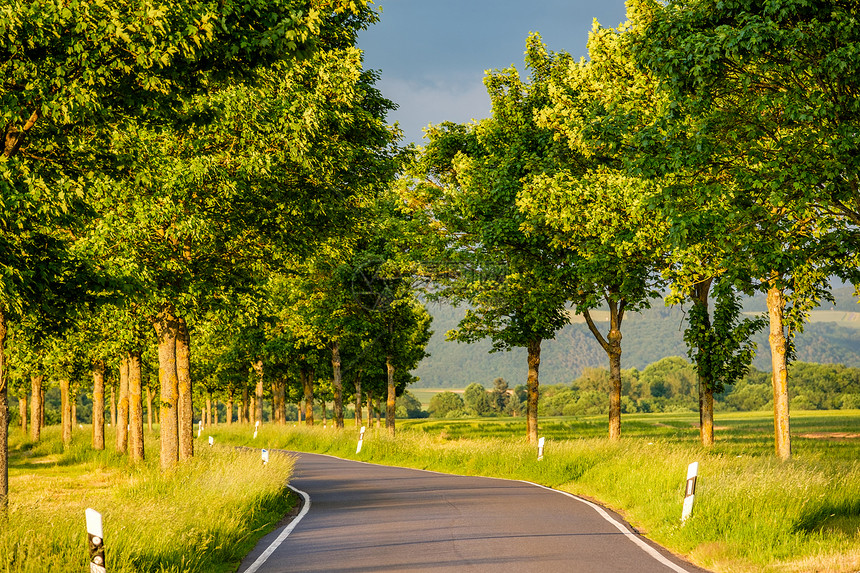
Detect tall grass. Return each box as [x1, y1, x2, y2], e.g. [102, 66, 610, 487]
[3, 425, 295, 573]
[213, 414, 860, 573]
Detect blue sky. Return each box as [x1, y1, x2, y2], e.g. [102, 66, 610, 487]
[358, 0, 629, 145]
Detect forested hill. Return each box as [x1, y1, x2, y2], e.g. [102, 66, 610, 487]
[412, 287, 860, 389]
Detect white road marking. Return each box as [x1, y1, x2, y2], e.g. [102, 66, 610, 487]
[259, 450, 699, 573]
[241, 485, 311, 573]
[524, 481, 695, 573]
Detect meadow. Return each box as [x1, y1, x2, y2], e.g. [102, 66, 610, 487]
[212, 410, 860, 573]
[3, 411, 857, 573]
[2, 426, 296, 573]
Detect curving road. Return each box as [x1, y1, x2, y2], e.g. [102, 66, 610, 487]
[238, 451, 711, 573]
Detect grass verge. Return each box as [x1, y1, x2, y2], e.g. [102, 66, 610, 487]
[3, 425, 295, 573]
[211, 412, 860, 573]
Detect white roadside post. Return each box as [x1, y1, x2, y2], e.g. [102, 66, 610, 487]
[254, 420, 260, 439]
[86, 508, 106, 573]
[681, 462, 699, 523]
[262, 449, 269, 466]
[356, 426, 366, 454]
[537, 437, 545, 461]
[197, 422, 203, 438]
[208, 436, 214, 447]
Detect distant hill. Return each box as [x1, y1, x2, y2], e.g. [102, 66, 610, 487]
[412, 287, 860, 389]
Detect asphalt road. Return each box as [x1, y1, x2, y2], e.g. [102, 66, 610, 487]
[238, 451, 711, 573]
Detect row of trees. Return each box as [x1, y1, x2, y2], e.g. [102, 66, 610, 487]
[2, 2, 858, 524]
[397, 0, 859, 459]
[0, 0, 437, 515]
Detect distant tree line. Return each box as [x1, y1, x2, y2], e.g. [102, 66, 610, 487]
[423, 360, 860, 419]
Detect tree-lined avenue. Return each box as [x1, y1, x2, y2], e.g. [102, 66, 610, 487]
[238, 452, 711, 573]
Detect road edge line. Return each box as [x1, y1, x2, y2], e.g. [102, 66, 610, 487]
[283, 450, 698, 573]
[241, 484, 311, 573]
[523, 480, 694, 573]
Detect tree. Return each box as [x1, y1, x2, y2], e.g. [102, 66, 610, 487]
[0, 0, 380, 494]
[489, 378, 510, 413]
[464, 383, 492, 416]
[395, 390, 426, 419]
[428, 392, 465, 418]
[635, 0, 859, 458]
[403, 42, 577, 443]
[518, 32, 666, 441]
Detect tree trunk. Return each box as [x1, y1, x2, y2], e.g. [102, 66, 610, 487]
[30, 375, 43, 441]
[72, 394, 77, 428]
[277, 381, 286, 425]
[117, 356, 129, 454]
[110, 385, 116, 428]
[146, 386, 153, 431]
[375, 397, 382, 428]
[302, 368, 314, 426]
[332, 342, 344, 429]
[205, 393, 211, 426]
[128, 352, 145, 462]
[583, 303, 624, 441]
[154, 308, 180, 470]
[271, 381, 279, 424]
[92, 360, 106, 451]
[354, 375, 362, 427]
[18, 393, 27, 433]
[253, 360, 264, 424]
[60, 378, 72, 446]
[608, 341, 622, 442]
[386, 355, 396, 436]
[701, 386, 714, 447]
[176, 318, 193, 461]
[366, 391, 373, 428]
[0, 309, 9, 515]
[227, 390, 233, 425]
[526, 339, 541, 445]
[767, 285, 792, 461]
[692, 280, 715, 447]
[242, 385, 249, 424]
[214, 399, 219, 426]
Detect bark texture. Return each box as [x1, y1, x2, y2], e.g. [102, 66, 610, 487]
[332, 342, 344, 429]
[154, 309, 180, 470]
[526, 339, 541, 445]
[176, 318, 193, 461]
[386, 355, 396, 437]
[18, 393, 26, 434]
[60, 378, 72, 446]
[353, 375, 362, 427]
[583, 303, 624, 441]
[30, 375, 43, 441]
[128, 352, 145, 462]
[693, 280, 715, 447]
[767, 286, 792, 461]
[253, 360, 264, 424]
[92, 361, 106, 451]
[116, 357, 129, 454]
[302, 368, 314, 426]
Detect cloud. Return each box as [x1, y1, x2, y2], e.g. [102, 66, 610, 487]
[380, 75, 491, 145]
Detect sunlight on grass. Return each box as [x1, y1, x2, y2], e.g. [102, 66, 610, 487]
[2, 425, 295, 573]
[212, 412, 860, 573]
